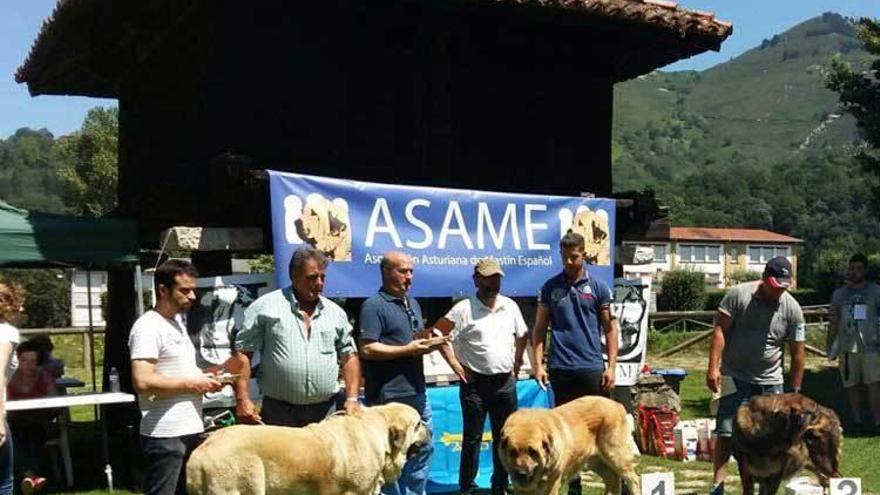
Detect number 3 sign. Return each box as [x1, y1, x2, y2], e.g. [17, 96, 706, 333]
[641, 472, 675, 495]
[831, 478, 862, 495]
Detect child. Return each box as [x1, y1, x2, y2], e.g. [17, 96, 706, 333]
[7, 339, 56, 493]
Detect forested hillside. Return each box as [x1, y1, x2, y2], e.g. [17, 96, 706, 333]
[613, 13, 877, 290]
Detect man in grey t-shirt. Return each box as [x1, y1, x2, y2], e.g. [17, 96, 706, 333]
[706, 257, 805, 495]
[829, 253, 880, 431]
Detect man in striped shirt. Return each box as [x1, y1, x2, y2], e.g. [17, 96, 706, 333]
[130, 260, 224, 495]
[233, 246, 362, 426]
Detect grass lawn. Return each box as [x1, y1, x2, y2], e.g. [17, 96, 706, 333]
[55, 492, 139, 495]
[34, 333, 880, 494]
[575, 355, 880, 495]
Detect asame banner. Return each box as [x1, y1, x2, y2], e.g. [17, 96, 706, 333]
[269, 171, 615, 297]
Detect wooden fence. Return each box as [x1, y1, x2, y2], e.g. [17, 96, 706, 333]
[651, 306, 829, 357]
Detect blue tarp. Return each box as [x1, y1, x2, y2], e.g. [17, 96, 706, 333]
[426, 380, 551, 493]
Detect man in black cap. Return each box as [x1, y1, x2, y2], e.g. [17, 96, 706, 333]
[705, 256, 805, 495]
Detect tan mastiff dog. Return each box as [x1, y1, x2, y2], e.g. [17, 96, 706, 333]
[186, 402, 431, 495]
[499, 396, 639, 495]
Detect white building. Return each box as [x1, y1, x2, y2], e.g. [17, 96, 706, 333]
[623, 227, 802, 289]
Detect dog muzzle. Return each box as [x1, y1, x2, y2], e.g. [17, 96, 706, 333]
[510, 468, 535, 486]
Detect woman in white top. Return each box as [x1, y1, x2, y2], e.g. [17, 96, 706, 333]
[0, 282, 23, 495]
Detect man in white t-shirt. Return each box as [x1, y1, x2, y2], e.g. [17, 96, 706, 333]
[129, 260, 223, 495]
[436, 258, 528, 495]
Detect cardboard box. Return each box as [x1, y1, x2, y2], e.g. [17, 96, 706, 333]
[697, 420, 715, 461]
[673, 425, 698, 462]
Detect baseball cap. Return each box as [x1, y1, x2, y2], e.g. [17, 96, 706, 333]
[474, 258, 505, 277]
[763, 256, 793, 289]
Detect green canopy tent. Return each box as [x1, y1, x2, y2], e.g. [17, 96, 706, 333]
[0, 200, 140, 448]
[0, 200, 141, 488]
[0, 201, 138, 266]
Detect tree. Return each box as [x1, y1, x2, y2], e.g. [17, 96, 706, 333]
[0, 128, 66, 213]
[826, 18, 880, 206]
[0, 269, 70, 328]
[55, 107, 119, 217]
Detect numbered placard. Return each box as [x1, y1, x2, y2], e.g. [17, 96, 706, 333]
[831, 478, 862, 495]
[641, 472, 675, 495]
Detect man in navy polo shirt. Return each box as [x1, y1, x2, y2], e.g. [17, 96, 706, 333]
[359, 251, 443, 495]
[532, 230, 619, 495]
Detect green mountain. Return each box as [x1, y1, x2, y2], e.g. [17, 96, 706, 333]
[612, 12, 880, 291]
[612, 12, 868, 193]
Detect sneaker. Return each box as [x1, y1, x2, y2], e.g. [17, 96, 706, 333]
[21, 477, 34, 495]
[710, 482, 725, 495]
[32, 476, 47, 492]
[21, 475, 47, 494]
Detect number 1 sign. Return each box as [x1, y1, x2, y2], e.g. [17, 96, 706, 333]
[641, 472, 675, 495]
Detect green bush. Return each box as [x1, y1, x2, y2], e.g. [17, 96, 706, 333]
[249, 254, 275, 274]
[704, 289, 726, 311]
[0, 269, 70, 328]
[658, 270, 707, 311]
[728, 269, 761, 285]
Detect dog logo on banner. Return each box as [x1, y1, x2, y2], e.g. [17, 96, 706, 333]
[284, 194, 353, 261]
[558, 207, 611, 266]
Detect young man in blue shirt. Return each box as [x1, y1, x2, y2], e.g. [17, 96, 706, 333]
[532, 230, 619, 495]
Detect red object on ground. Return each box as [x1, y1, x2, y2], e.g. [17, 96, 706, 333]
[637, 406, 679, 458]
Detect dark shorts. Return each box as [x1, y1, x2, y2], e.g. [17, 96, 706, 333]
[715, 377, 783, 437]
[549, 368, 606, 406]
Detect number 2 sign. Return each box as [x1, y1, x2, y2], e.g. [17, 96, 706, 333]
[641, 472, 675, 495]
[831, 478, 862, 495]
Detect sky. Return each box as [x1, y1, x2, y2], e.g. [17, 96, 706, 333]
[0, 0, 878, 139]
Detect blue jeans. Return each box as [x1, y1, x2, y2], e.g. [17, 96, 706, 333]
[0, 422, 13, 495]
[715, 378, 783, 437]
[376, 394, 434, 495]
[141, 434, 203, 495]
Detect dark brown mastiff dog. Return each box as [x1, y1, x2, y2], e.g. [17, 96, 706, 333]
[733, 392, 842, 495]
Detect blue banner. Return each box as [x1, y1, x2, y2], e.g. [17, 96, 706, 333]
[426, 380, 551, 493]
[269, 171, 615, 297]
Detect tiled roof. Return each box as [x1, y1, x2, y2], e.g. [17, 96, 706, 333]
[493, 0, 732, 39]
[15, 0, 732, 97]
[666, 227, 802, 243]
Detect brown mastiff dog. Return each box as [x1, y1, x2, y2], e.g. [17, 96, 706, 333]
[733, 392, 842, 495]
[499, 396, 640, 495]
[186, 402, 431, 495]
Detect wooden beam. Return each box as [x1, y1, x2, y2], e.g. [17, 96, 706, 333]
[656, 329, 713, 357]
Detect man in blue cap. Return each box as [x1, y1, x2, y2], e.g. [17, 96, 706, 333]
[706, 256, 805, 495]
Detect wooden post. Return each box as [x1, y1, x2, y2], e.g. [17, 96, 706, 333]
[82, 332, 92, 371]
